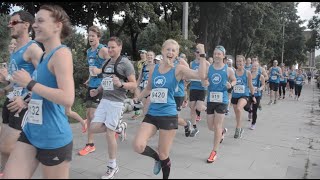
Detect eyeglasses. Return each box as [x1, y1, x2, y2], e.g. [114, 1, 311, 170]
[8, 20, 25, 26]
[195, 51, 199, 54]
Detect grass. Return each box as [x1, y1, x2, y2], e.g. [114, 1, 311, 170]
[68, 97, 86, 124]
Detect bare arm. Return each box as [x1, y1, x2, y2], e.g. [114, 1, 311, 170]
[259, 75, 265, 91]
[228, 67, 237, 87]
[262, 67, 268, 80]
[247, 71, 255, 96]
[121, 74, 137, 92]
[26, 43, 43, 68]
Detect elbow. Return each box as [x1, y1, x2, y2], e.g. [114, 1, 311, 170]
[64, 96, 74, 108]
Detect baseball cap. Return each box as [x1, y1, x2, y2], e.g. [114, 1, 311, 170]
[155, 55, 163, 61]
[139, 49, 147, 54]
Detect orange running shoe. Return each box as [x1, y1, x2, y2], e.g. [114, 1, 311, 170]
[78, 144, 96, 156]
[207, 150, 217, 163]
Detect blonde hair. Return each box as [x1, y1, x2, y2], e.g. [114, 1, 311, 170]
[236, 55, 245, 61]
[161, 39, 180, 67]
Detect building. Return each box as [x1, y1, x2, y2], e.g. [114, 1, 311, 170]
[302, 31, 316, 72]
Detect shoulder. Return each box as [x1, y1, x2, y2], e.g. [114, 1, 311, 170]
[52, 46, 72, 60]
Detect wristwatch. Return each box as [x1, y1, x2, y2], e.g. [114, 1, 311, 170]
[200, 54, 206, 58]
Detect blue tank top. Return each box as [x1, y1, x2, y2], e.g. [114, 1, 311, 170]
[295, 75, 304, 86]
[9, 40, 36, 95]
[288, 71, 296, 81]
[174, 59, 185, 97]
[232, 70, 250, 98]
[252, 73, 261, 97]
[207, 64, 229, 104]
[269, 67, 280, 83]
[23, 45, 72, 149]
[148, 64, 178, 116]
[87, 44, 105, 88]
[244, 64, 252, 71]
[190, 60, 205, 90]
[139, 63, 149, 89]
[280, 71, 287, 83]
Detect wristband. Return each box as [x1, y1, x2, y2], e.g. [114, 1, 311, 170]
[199, 54, 206, 58]
[251, 94, 255, 98]
[27, 80, 37, 91]
[120, 82, 124, 88]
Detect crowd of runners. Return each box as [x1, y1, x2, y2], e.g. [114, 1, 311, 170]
[0, 4, 309, 179]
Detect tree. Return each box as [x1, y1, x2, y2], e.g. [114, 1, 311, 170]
[0, 14, 10, 63]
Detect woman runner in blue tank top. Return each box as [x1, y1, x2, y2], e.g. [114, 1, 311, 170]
[294, 69, 305, 101]
[231, 55, 256, 139]
[133, 39, 202, 179]
[7, 5, 74, 178]
[288, 65, 297, 98]
[279, 64, 288, 99]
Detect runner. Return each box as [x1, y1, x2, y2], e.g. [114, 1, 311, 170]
[89, 36, 136, 179]
[79, 25, 109, 156]
[231, 55, 256, 139]
[279, 63, 288, 99]
[244, 57, 252, 71]
[0, 10, 43, 176]
[198, 45, 236, 163]
[294, 69, 305, 101]
[3, 5, 74, 178]
[268, 60, 282, 105]
[248, 62, 265, 130]
[288, 65, 297, 98]
[226, 58, 235, 115]
[133, 39, 202, 179]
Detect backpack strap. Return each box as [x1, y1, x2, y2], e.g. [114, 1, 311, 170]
[102, 56, 128, 82]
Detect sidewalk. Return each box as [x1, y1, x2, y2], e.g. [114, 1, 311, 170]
[7, 81, 320, 179]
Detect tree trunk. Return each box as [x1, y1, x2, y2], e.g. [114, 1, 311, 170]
[108, 2, 114, 37]
[198, 2, 208, 44]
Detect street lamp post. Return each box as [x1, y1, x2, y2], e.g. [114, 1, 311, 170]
[281, 20, 285, 64]
[182, 2, 188, 40]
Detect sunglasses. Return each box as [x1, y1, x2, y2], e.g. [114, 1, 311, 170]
[195, 51, 200, 54]
[8, 20, 25, 26]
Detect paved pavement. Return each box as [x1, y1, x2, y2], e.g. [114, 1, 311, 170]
[2, 81, 320, 179]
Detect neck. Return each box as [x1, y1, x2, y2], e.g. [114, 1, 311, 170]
[15, 34, 31, 50]
[43, 38, 62, 53]
[111, 54, 120, 62]
[213, 60, 224, 67]
[91, 43, 99, 50]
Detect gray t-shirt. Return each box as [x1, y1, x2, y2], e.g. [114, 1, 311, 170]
[101, 56, 135, 102]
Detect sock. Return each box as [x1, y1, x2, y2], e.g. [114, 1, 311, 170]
[141, 146, 160, 161]
[196, 110, 200, 116]
[161, 157, 171, 179]
[87, 143, 94, 147]
[193, 124, 197, 129]
[108, 159, 117, 168]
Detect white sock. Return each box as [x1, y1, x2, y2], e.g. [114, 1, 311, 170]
[108, 159, 117, 168]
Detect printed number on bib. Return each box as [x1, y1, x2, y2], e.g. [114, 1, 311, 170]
[280, 77, 284, 81]
[209, 92, 223, 102]
[233, 85, 245, 94]
[13, 87, 23, 97]
[271, 75, 277, 80]
[27, 99, 43, 125]
[150, 88, 168, 103]
[102, 77, 114, 90]
[290, 75, 295, 80]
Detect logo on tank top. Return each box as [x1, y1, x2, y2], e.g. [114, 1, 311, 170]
[237, 78, 244, 85]
[154, 76, 166, 87]
[211, 73, 222, 84]
[193, 66, 199, 71]
[252, 79, 257, 86]
[9, 59, 18, 75]
[88, 57, 95, 66]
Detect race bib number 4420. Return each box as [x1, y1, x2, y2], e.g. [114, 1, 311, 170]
[150, 88, 168, 103]
[27, 99, 43, 125]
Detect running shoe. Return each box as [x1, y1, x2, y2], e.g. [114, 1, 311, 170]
[101, 166, 119, 179]
[118, 122, 127, 142]
[153, 160, 161, 175]
[250, 124, 256, 130]
[207, 150, 217, 163]
[78, 144, 96, 156]
[220, 128, 228, 143]
[190, 128, 199, 137]
[185, 120, 192, 137]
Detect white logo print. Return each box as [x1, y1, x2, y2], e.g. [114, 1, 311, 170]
[154, 76, 166, 88]
[211, 73, 222, 84]
[52, 156, 59, 161]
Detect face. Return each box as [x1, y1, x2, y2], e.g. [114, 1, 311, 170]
[208, 57, 214, 64]
[162, 43, 179, 63]
[140, 52, 147, 60]
[107, 41, 122, 58]
[251, 62, 259, 72]
[213, 49, 224, 62]
[8, 39, 17, 53]
[33, 9, 61, 43]
[88, 31, 100, 47]
[146, 52, 154, 63]
[8, 14, 28, 39]
[273, 60, 278, 66]
[246, 58, 251, 64]
[236, 57, 244, 69]
[252, 58, 258, 64]
[227, 61, 232, 67]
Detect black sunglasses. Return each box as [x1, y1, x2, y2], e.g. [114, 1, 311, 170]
[8, 20, 25, 26]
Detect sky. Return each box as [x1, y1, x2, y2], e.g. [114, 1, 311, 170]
[10, 2, 319, 56]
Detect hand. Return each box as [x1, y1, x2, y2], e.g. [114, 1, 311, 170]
[83, 79, 89, 87]
[92, 67, 101, 75]
[133, 97, 140, 104]
[0, 68, 8, 81]
[201, 79, 209, 87]
[226, 82, 232, 89]
[12, 69, 32, 88]
[112, 75, 122, 87]
[7, 96, 27, 113]
[182, 100, 188, 108]
[196, 44, 205, 54]
[252, 96, 257, 104]
[90, 89, 98, 97]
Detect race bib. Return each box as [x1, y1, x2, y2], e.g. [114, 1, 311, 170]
[209, 92, 223, 102]
[289, 75, 295, 80]
[280, 77, 285, 81]
[150, 88, 168, 103]
[102, 77, 114, 90]
[296, 81, 302, 85]
[12, 87, 23, 97]
[271, 75, 277, 80]
[234, 85, 245, 94]
[27, 99, 43, 125]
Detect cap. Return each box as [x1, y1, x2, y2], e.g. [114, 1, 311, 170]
[139, 49, 147, 54]
[155, 55, 163, 61]
[214, 45, 226, 55]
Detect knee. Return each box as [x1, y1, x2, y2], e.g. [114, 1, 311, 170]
[0, 141, 12, 155]
[132, 139, 146, 154]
